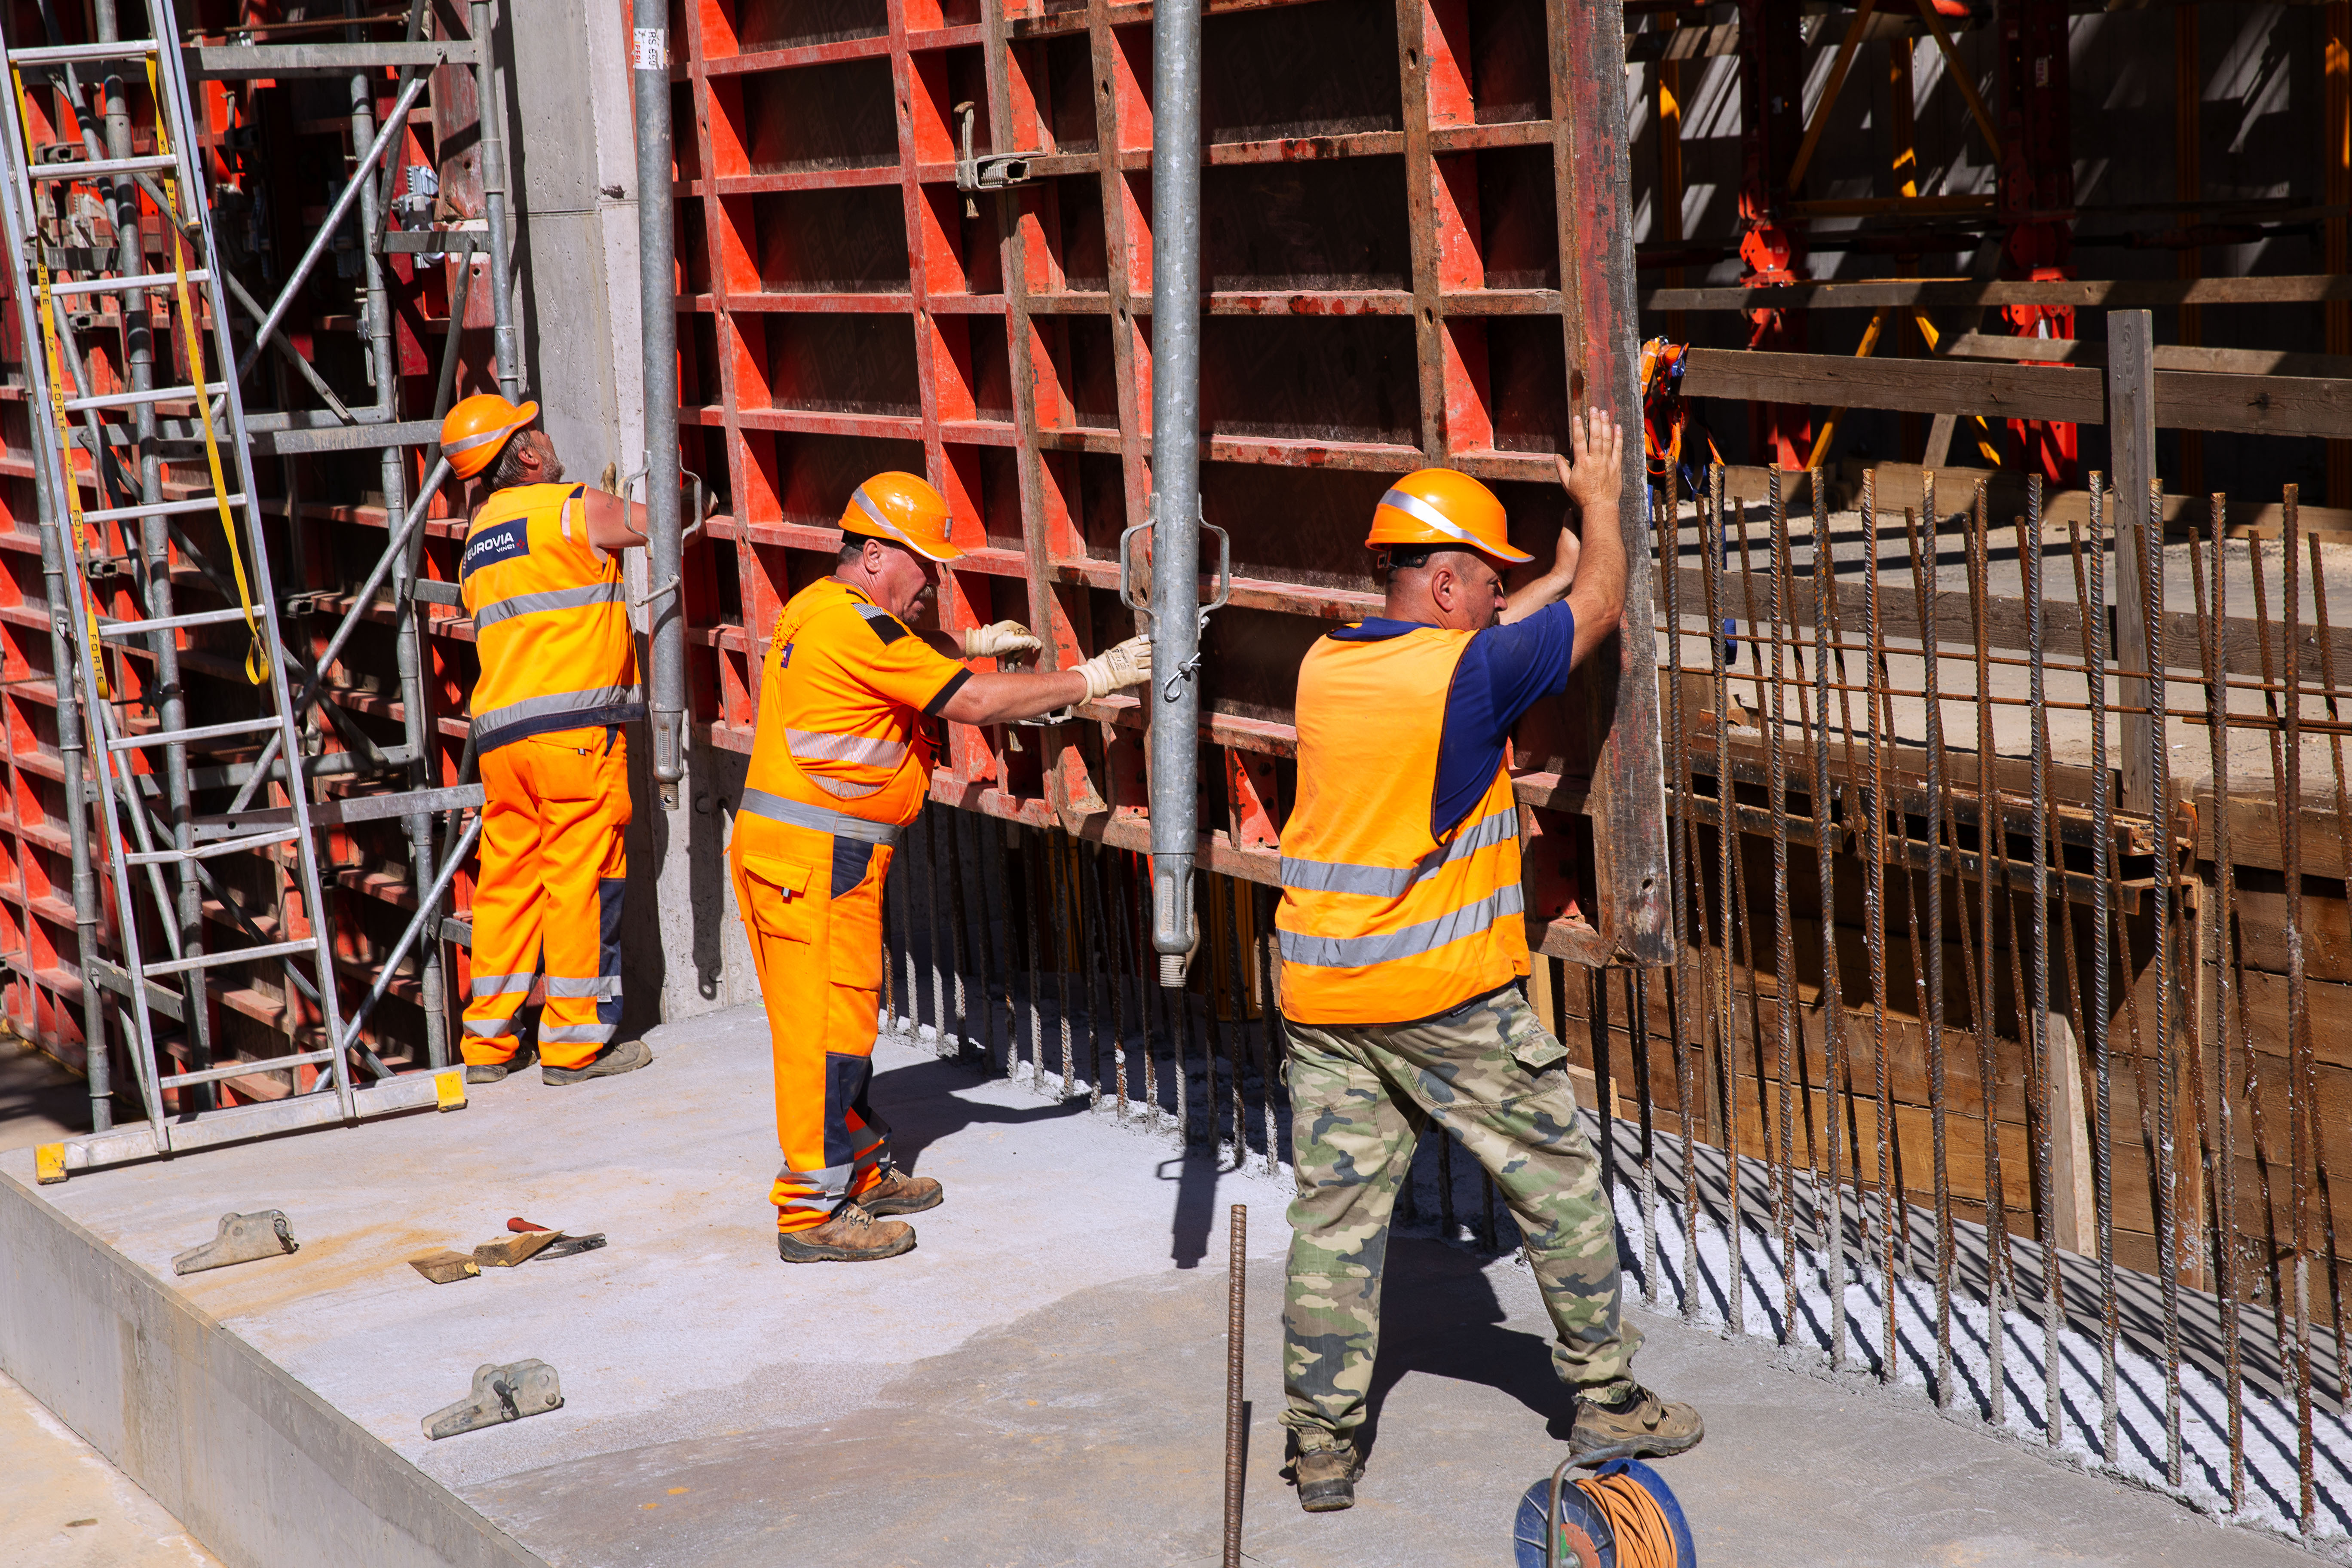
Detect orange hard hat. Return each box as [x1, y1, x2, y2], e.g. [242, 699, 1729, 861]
[440, 392, 539, 481]
[840, 471, 964, 562]
[1366, 468, 1531, 564]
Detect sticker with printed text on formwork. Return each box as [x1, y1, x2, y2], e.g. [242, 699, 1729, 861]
[633, 27, 668, 72]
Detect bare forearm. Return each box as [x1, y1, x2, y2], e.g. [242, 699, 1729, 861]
[1565, 502, 1626, 669]
[1501, 567, 1574, 624]
[937, 669, 1089, 725]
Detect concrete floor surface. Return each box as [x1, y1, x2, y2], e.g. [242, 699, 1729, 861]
[0, 1005, 2317, 1566]
[0, 1369, 220, 1568]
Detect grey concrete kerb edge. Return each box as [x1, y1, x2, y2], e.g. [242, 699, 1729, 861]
[0, 1169, 545, 1568]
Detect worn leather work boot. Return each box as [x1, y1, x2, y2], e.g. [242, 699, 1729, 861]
[1291, 1434, 1362, 1513]
[542, 1038, 652, 1085]
[1568, 1380, 1705, 1466]
[776, 1203, 916, 1263]
[465, 1045, 535, 1085]
[854, 1169, 943, 1218]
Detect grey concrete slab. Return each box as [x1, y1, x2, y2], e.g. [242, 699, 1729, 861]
[0, 1004, 2314, 1566]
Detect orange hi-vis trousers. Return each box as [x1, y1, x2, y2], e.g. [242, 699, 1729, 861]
[464, 726, 631, 1071]
[730, 810, 894, 1233]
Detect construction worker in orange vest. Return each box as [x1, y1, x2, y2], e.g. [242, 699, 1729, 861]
[1274, 410, 1703, 1513]
[736, 471, 1152, 1263]
[447, 393, 664, 1087]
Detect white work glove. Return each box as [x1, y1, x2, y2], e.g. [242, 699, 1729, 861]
[961, 620, 1043, 660]
[1073, 634, 1153, 700]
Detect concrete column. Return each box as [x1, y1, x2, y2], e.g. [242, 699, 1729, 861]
[506, 0, 759, 1033]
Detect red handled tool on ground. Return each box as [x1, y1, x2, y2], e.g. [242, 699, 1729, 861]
[504, 1216, 608, 1260]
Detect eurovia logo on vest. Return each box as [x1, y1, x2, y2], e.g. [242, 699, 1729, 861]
[461, 520, 532, 582]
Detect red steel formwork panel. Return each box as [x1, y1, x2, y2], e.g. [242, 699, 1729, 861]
[672, 0, 1671, 966]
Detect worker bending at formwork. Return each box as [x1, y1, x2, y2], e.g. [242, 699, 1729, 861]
[448, 394, 661, 1087]
[1274, 410, 1702, 1513]
[734, 472, 1153, 1263]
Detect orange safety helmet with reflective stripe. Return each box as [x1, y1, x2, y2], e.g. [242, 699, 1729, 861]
[1366, 468, 1532, 565]
[442, 392, 540, 481]
[839, 471, 965, 562]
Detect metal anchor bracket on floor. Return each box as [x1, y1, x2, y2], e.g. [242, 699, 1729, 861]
[171, 1210, 297, 1275]
[422, 1360, 563, 1440]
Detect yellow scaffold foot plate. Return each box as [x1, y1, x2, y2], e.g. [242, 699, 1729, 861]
[34, 1142, 67, 1184]
[433, 1070, 468, 1112]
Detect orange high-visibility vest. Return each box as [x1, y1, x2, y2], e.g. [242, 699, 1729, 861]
[460, 481, 643, 751]
[1276, 625, 1528, 1026]
[739, 579, 970, 844]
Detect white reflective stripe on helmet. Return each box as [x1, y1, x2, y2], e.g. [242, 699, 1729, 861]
[1378, 486, 1485, 549]
[445, 417, 529, 456]
[850, 486, 928, 553]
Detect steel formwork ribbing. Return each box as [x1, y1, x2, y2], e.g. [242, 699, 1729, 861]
[668, 0, 1672, 966]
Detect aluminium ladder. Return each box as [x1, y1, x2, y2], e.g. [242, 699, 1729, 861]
[0, 7, 466, 1180]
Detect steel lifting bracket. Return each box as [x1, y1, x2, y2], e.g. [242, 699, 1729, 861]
[172, 1210, 298, 1275]
[953, 102, 1032, 214]
[422, 1359, 564, 1440]
[1120, 498, 1230, 701]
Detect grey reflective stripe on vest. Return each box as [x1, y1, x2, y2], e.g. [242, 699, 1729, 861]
[545, 974, 622, 1000]
[1277, 884, 1525, 969]
[1278, 803, 1522, 898]
[787, 727, 908, 769]
[473, 581, 626, 630]
[469, 970, 537, 999]
[473, 684, 644, 739]
[739, 787, 903, 846]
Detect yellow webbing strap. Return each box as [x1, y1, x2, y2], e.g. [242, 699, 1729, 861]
[10, 64, 111, 698]
[145, 58, 267, 684]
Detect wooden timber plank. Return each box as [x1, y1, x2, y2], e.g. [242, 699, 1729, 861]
[1646, 273, 2352, 314]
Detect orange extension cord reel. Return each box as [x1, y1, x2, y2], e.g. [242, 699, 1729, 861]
[1513, 1457, 1697, 1568]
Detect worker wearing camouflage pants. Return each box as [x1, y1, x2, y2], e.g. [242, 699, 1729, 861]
[1271, 413, 1700, 1514]
[1281, 986, 1638, 1438]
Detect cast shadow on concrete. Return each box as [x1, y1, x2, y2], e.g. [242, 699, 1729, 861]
[1161, 1141, 1233, 1272]
[0, 1043, 99, 1151]
[868, 1055, 1091, 1174]
[1354, 1237, 1573, 1467]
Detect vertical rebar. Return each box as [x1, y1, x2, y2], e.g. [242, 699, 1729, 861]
[2302, 531, 2352, 1420]
[1629, 966, 1659, 1305]
[1704, 469, 1739, 1332]
[2087, 480, 2120, 1462]
[1767, 471, 1799, 1345]
[2135, 482, 2186, 1490]
[1658, 486, 1705, 1321]
[1808, 475, 1848, 1366]
[2278, 486, 2317, 1531]
[2025, 475, 2062, 1449]
[2196, 493, 2246, 1510]
[1901, 496, 1954, 1409]
[1080, 840, 1106, 1103]
[1962, 481, 2007, 1427]
[1223, 1202, 1246, 1568]
[1861, 473, 1897, 1379]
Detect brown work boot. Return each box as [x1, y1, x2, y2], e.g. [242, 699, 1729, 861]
[464, 1044, 536, 1084]
[541, 1038, 652, 1085]
[775, 1204, 916, 1263]
[854, 1169, 943, 1217]
[1568, 1380, 1704, 1466]
[1289, 1433, 1361, 1513]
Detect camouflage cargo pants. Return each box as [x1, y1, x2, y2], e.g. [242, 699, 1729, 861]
[1280, 984, 1638, 1444]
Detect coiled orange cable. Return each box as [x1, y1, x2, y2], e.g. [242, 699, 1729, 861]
[1571, 1470, 1678, 1568]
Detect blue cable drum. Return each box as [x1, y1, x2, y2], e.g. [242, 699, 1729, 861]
[1511, 1458, 1697, 1568]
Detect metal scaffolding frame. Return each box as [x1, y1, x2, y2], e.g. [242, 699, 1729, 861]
[1, 0, 518, 1158]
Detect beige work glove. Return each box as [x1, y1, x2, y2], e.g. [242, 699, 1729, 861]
[961, 620, 1043, 660]
[1073, 634, 1153, 699]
